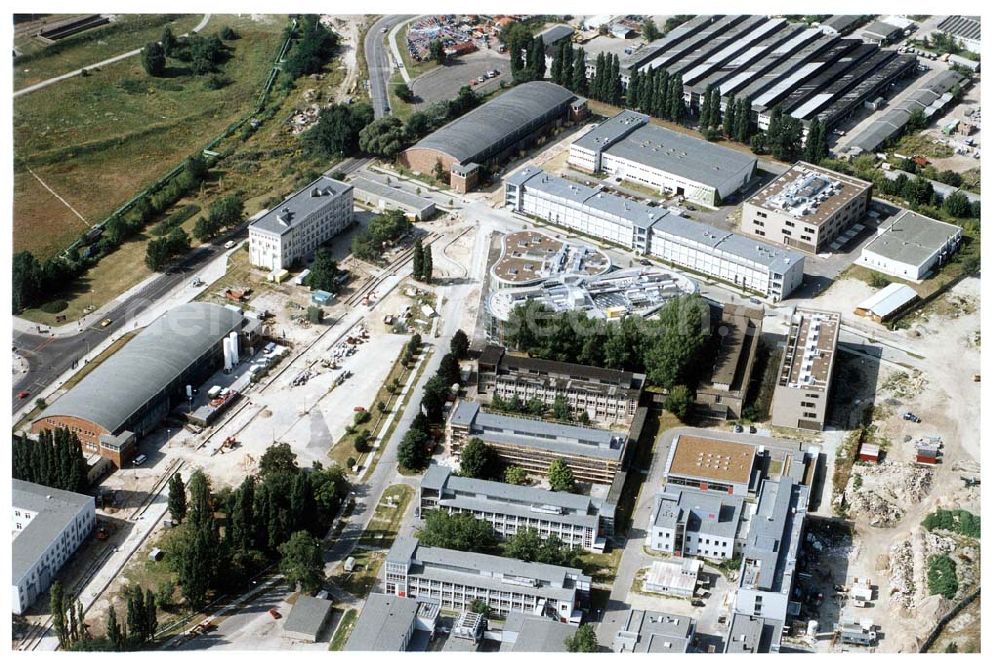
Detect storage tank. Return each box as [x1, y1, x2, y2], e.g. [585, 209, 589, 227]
[807, 620, 819, 637]
[222, 336, 234, 370]
[229, 332, 240, 365]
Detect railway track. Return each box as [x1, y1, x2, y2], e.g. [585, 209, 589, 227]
[345, 232, 441, 308]
[129, 457, 183, 522]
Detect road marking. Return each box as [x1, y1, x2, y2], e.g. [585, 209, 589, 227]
[33, 336, 56, 353]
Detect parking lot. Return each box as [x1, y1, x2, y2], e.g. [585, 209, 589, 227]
[412, 49, 509, 109]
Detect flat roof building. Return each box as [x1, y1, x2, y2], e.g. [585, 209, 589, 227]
[490, 230, 610, 287]
[613, 609, 694, 653]
[770, 308, 840, 431]
[856, 210, 963, 281]
[344, 594, 438, 651]
[740, 161, 873, 254]
[248, 176, 353, 271]
[506, 166, 804, 300]
[854, 283, 919, 324]
[498, 612, 580, 652]
[13, 480, 96, 615]
[350, 176, 437, 221]
[33, 303, 246, 468]
[647, 484, 745, 560]
[724, 613, 782, 653]
[418, 465, 614, 552]
[447, 400, 628, 484]
[384, 538, 591, 622]
[569, 111, 758, 207]
[283, 595, 332, 642]
[643, 558, 703, 597]
[696, 304, 763, 419]
[936, 15, 980, 53]
[401, 81, 586, 193]
[476, 344, 645, 426]
[664, 433, 759, 498]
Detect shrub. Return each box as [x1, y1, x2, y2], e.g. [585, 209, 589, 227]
[926, 554, 959, 599]
[39, 299, 69, 314]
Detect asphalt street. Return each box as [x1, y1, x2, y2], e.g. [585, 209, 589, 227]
[365, 15, 415, 118]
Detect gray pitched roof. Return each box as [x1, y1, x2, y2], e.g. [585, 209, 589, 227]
[537, 24, 574, 47]
[13, 480, 94, 584]
[38, 303, 244, 434]
[350, 176, 436, 215]
[283, 595, 331, 638]
[250, 176, 351, 236]
[651, 214, 805, 273]
[344, 595, 419, 651]
[411, 81, 576, 165]
[451, 401, 627, 461]
[423, 464, 603, 514]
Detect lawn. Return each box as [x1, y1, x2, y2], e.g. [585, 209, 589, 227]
[13, 15, 287, 258]
[14, 15, 204, 89]
[388, 70, 416, 121]
[332, 550, 384, 599]
[358, 484, 414, 549]
[577, 548, 623, 585]
[895, 132, 954, 159]
[328, 608, 357, 651]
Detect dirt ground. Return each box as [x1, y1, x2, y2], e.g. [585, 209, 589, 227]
[785, 275, 980, 652]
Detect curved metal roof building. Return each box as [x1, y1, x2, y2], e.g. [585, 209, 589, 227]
[36, 302, 244, 436]
[409, 81, 577, 165]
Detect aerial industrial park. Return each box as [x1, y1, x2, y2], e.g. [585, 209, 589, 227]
[8, 9, 983, 659]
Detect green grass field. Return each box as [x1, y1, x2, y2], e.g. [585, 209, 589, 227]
[13, 14, 287, 259]
[14, 15, 204, 89]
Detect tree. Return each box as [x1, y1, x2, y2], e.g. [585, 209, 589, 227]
[283, 15, 339, 78]
[432, 157, 448, 184]
[12, 250, 42, 313]
[394, 82, 412, 101]
[552, 394, 572, 421]
[302, 102, 374, 158]
[161, 25, 177, 56]
[413, 239, 425, 279]
[429, 39, 446, 65]
[550, 41, 564, 84]
[944, 190, 972, 218]
[571, 48, 587, 95]
[260, 443, 298, 478]
[421, 374, 449, 423]
[437, 352, 462, 387]
[167, 472, 187, 522]
[548, 459, 576, 493]
[407, 333, 423, 357]
[723, 94, 736, 138]
[141, 41, 166, 76]
[422, 244, 433, 283]
[450, 329, 470, 359]
[469, 598, 491, 617]
[750, 133, 768, 154]
[359, 115, 409, 158]
[50, 581, 68, 646]
[106, 605, 125, 651]
[642, 19, 662, 42]
[459, 438, 497, 479]
[308, 249, 340, 292]
[504, 465, 528, 485]
[279, 531, 325, 593]
[503, 527, 543, 561]
[417, 509, 497, 552]
[397, 425, 429, 471]
[664, 384, 693, 421]
[530, 36, 546, 80]
[565, 623, 599, 652]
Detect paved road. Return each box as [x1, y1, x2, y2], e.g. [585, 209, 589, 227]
[13, 14, 212, 98]
[365, 15, 414, 118]
[13, 155, 370, 416]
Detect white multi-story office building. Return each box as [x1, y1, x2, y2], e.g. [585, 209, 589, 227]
[647, 485, 746, 560]
[248, 176, 353, 271]
[505, 166, 804, 300]
[13, 480, 96, 615]
[570, 111, 757, 207]
[418, 465, 614, 552]
[384, 538, 591, 622]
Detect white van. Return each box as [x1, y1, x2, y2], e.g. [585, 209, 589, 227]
[133, 454, 147, 466]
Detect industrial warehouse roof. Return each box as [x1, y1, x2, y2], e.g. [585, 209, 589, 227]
[250, 176, 352, 236]
[573, 113, 758, 191]
[37, 303, 244, 434]
[937, 15, 980, 41]
[13, 480, 94, 584]
[537, 24, 574, 46]
[410, 81, 577, 165]
[344, 595, 419, 651]
[863, 210, 963, 267]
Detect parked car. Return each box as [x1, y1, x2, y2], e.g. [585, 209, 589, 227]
[638, 259, 652, 266]
[134, 454, 147, 466]
[268, 608, 282, 619]
[902, 412, 921, 423]
[748, 425, 757, 434]
[99, 318, 113, 328]
[17, 390, 29, 399]
[732, 424, 744, 433]
[224, 240, 236, 249]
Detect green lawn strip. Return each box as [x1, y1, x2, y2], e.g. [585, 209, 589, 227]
[357, 484, 414, 549]
[328, 608, 357, 650]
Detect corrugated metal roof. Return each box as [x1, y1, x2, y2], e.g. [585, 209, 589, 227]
[856, 283, 918, 316]
[410, 81, 576, 165]
[38, 303, 244, 434]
